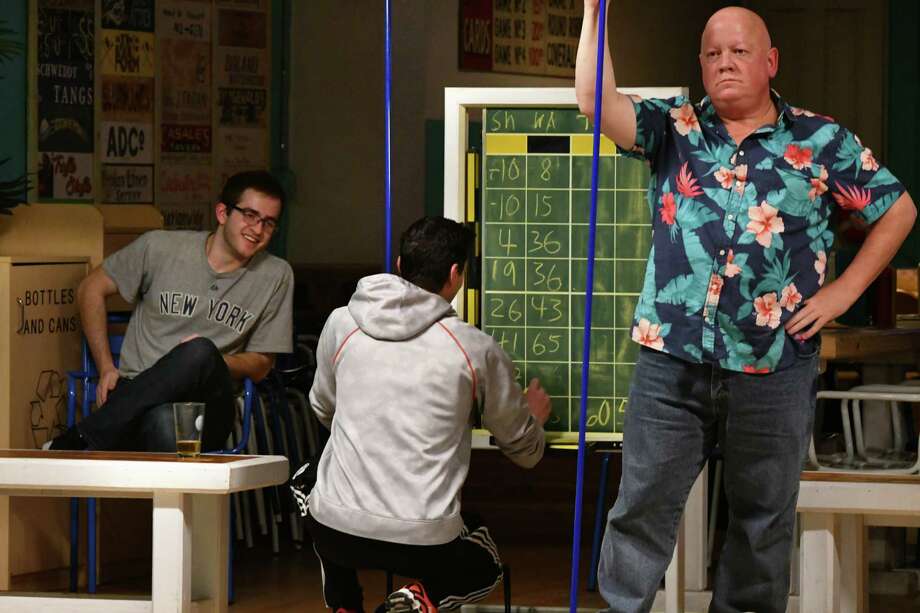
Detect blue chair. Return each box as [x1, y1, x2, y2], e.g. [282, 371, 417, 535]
[64, 333, 123, 593]
[64, 333, 256, 597]
[587, 450, 616, 592]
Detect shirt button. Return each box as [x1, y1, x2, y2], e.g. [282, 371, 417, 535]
[719, 249, 726, 256]
[739, 150, 745, 156]
[727, 214, 734, 221]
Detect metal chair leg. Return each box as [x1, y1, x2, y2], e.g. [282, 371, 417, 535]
[66, 377, 80, 592]
[587, 453, 611, 591]
[502, 563, 511, 612]
[88, 497, 96, 593]
[229, 503, 235, 604]
[69, 498, 79, 592]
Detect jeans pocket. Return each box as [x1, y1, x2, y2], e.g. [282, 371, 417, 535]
[791, 331, 821, 360]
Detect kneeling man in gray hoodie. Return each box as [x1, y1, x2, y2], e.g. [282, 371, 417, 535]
[307, 216, 551, 613]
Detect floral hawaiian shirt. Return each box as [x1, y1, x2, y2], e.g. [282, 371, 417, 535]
[622, 92, 905, 373]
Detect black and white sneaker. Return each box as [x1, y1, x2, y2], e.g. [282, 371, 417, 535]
[42, 426, 88, 451]
[289, 459, 317, 517]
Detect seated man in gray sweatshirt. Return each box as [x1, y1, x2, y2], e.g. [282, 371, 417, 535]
[306, 216, 551, 613]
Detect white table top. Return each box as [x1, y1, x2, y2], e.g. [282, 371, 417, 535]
[0, 450, 289, 496]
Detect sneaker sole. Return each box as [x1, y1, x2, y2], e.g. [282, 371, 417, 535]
[385, 592, 425, 613]
[385, 595, 415, 612]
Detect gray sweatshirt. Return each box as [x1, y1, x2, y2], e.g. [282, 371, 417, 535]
[308, 273, 545, 545]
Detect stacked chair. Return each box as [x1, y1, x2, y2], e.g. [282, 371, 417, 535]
[810, 383, 920, 473]
[796, 380, 920, 599]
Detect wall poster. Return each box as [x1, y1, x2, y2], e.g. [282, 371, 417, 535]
[459, 0, 581, 78]
[98, 0, 156, 204]
[36, 0, 95, 200]
[157, 0, 213, 227]
[213, 2, 270, 200]
[30, 0, 271, 218]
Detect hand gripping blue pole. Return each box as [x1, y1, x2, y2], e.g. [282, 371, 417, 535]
[384, 0, 393, 272]
[570, 1, 607, 610]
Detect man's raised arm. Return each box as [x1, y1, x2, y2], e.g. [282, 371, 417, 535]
[575, 0, 638, 150]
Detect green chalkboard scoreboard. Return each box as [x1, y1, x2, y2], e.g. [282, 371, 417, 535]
[481, 107, 652, 441]
[443, 88, 684, 444]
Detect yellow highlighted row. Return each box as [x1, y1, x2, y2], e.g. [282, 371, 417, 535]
[571, 134, 617, 156]
[485, 134, 618, 155]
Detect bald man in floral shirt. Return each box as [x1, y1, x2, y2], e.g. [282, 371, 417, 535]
[577, 3, 917, 613]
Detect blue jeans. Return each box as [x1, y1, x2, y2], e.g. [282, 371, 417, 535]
[598, 345, 818, 613]
[77, 337, 236, 452]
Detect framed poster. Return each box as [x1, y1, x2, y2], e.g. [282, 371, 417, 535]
[459, 0, 581, 78]
[36, 0, 95, 200]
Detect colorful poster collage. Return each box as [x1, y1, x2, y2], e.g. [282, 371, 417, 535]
[36, 0, 95, 200]
[459, 0, 582, 78]
[158, 0, 213, 228]
[213, 0, 270, 210]
[99, 0, 156, 203]
[33, 0, 271, 231]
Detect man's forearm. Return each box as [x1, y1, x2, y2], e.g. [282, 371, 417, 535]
[836, 193, 917, 300]
[575, 3, 612, 114]
[575, 1, 637, 150]
[224, 351, 273, 382]
[78, 283, 115, 374]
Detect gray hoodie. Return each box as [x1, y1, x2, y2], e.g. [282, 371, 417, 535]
[308, 273, 545, 545]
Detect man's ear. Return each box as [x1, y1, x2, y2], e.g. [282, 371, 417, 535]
[215, 202, 229, 226]
[767, 47, 779, 78]
[395, 256, 402, 275]
[449, 263, 463, 288]
[437, 263, 465, 302]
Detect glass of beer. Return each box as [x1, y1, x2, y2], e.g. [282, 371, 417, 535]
[173, 402, 205, 458]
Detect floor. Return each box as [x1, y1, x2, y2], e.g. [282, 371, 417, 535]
[227, 539, 920, 612]
[229, 546, 920, 613]
[229, 542, 609, 612]
[38, 536, 920, 612]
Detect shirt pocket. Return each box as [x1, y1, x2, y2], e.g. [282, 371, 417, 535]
[764, 161, 825, 230]
[767, 158, 827, 217]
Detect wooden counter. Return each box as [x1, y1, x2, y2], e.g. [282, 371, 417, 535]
[820, 327, 920, 362]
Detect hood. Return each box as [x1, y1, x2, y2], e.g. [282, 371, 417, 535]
[348, 273, 455, 341]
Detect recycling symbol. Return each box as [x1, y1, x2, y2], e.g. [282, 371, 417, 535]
[31, 369, 68, 448]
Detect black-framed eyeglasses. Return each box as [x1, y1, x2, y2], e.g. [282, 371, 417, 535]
[227, 203, 279, 233]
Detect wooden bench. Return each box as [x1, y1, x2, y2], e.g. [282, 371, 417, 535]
[664, 470, 920, 613]
[797, 470, 920, 613]
[0, 450, 288, 613]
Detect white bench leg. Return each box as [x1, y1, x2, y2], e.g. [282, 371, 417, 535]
[152, 491, 191, 613]
[665, 513, 685, 613]
[800, 512, 839, 613]
[837, 514, 865, 613]
[192, 494, 230, 612]
[684, 467, 707, 590]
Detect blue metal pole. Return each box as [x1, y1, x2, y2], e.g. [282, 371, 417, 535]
[384, 0, 393, 272]
[570, 1, 607, 610]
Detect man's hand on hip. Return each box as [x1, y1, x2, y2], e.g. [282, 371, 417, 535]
[784, 280, 857, 341]
[96, 367, 120, 406]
